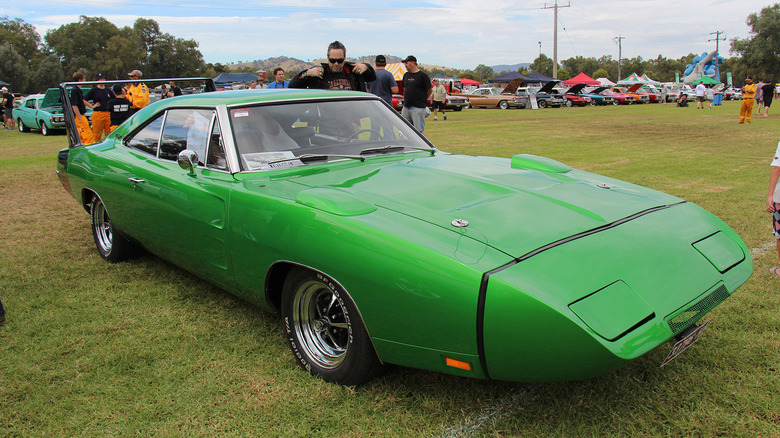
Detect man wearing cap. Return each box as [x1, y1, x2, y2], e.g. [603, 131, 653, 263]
[126, 69, 149, 113]
[739, 76, 758, 124]
[401, 55, 432, 136]
[2, 87, 15, 130]
[289, 41, 375, 92]
[85, 73, 114, 140]
[367, 55, 399, 106]
[70, 72, 96, 145]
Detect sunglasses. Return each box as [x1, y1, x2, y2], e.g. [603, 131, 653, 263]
[328, 58, 345, 64]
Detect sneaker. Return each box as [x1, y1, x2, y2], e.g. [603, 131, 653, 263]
[434, 117, 438, 121]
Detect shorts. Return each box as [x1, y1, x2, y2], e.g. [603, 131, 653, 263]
[3, 108, 12, 119]
[432, 100, 446, 111]
[696, 96, 705, 102]
[764, 96, 773, 108]
[773, 205, 780, 239]
[402, 106, 427, 132]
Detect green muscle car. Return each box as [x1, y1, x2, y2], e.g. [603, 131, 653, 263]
[56, 79, 752, 385]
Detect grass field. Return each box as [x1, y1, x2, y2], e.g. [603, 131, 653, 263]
[1, 101, 779, 437]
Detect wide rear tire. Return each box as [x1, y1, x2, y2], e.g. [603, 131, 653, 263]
[282, 268, 382, 385]
[90, 195, 139, 262]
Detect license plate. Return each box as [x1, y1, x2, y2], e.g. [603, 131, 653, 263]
[660, 318, 712, 368]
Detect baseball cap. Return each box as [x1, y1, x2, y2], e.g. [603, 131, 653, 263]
[128, 69, 143, 77]
[402, 55, 417, 63]
[375, 55, 387, 66]
[95, 73, 106, 80]
[1, 87, 7, 92]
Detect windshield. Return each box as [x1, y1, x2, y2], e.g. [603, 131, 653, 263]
[230, 99, 431, 171]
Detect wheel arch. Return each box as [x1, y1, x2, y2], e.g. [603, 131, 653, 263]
[80, 187, 98, 213]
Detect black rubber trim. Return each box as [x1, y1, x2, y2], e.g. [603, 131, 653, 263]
[475, 203, 679, 379]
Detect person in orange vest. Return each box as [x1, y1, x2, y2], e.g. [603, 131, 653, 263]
[126, 69, 149, 113]
[70, 72, 96, 145]
[739, 76, 758, 124]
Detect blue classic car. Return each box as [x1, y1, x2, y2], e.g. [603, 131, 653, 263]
[13, 88, 90, 135]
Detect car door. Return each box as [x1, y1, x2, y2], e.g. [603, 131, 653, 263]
[116, 108, 237, 289]
[469, 89, 489, 107]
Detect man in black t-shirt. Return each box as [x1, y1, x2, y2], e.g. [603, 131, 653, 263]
[84, 73, 115, 141]
[289, 41, 375, 92]
[2, 87, 15, 130]
[401, 55, 432, 136]
[107, 84, 133, 131]
[70, 72, 95, 144]
[168, 81, 183, 97]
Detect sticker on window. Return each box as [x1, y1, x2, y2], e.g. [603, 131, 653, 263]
[232, 109, 250, 118]
[242, 151, 301, 171]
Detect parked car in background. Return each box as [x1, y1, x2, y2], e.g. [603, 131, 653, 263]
[562, 84, 594, 107]
[611, 85, 651, 104]
[515, 81, 567, 108]
[461, 87, 516, 109]
[56, 81, 752, 386]
[636, 85, 663, 103]
[13, 88, 91, 136]
[581, 86, 615, 105]
[443, 94, 469, 111]
[590, 87, 636, 105]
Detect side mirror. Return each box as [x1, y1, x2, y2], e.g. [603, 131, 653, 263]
[177, 149, 199, 175]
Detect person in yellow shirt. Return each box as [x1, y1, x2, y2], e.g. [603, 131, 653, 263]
[739, 76, 757, 124]
[126, 69, 149, 113]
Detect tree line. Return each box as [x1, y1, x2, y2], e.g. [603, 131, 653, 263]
[2, 4, 778, 93]
[0, 15, 227, 94]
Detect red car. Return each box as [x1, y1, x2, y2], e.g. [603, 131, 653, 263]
[590, 86, 636, 104]
[563, 84, 594, 107]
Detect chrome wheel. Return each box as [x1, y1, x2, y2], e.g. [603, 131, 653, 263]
[91, 197, 113, 254]
[41, 123, 49, 136]
[290, 279, 350, 369]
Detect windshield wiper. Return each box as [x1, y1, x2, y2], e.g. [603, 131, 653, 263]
[359, 145, 436, 156]
[266, 154, 365, 166]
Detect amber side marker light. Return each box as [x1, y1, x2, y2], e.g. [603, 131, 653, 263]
[445, 357, 472, 371]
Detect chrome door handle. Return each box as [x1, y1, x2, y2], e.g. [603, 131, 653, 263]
[128, 177, 145, 184]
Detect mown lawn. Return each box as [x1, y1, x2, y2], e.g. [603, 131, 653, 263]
[1, 100, 778, 437]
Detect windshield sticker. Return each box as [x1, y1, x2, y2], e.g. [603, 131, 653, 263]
[232, 109, 250, 118]
[243, 151, 301, 170]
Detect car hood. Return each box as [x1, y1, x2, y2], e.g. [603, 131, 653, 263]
[42, 88, 63, 109]
[288, 153, 682, 259]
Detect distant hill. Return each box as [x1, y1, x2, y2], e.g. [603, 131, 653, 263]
[227, 56, 463, 78]
[491, 63, 532, 73]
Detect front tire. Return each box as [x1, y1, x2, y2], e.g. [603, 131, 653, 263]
[41, 122, 50, 136]
[565, 99, 573, 107]
[18, 119, 30, 132]
[282, 268, 382, 385]
[538, 99, 548, 108]
[90, 195, 139, 262]
[498, 100, 509, 110]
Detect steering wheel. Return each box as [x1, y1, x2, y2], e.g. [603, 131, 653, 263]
[346, 128, 382, 142]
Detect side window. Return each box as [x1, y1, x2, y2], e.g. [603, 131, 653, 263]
[159, 109, 214, 162]
[26, 100, 36, 109]
[205, 118, 227, 171]
[126, 116, 163, 156]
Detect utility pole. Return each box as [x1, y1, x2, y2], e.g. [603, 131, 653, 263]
[708, 30, 726, 80]
[543, 0, 570, 78]
[613, 36, 625, 81]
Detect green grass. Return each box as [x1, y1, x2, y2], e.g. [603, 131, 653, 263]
[1, 101, 779, 437]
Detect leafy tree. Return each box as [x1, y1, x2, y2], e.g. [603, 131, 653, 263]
[530, 54, 554, 76]
[0, 42, 30, 92]
[45, 16, 120, 76]
[457, 71, 477, 80]
[592, 68, 609, 80]
[473, 64, 495, 82]
[30, 54, 64, 91]
[99, 29, 143, 80]
[556, 68, 570, 81]
[561, 56, 601, 76]
[0, 17, 42, 67]
[731, 4, 780, 82]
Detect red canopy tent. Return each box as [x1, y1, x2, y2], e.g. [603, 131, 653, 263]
[562, 72, 600, 86]
[460, 78, 481, 85]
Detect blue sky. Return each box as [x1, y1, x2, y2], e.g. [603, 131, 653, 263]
[1, 0, 773, 69]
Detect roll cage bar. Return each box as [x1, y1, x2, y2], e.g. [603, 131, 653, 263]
[59, 77, 216, 148]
